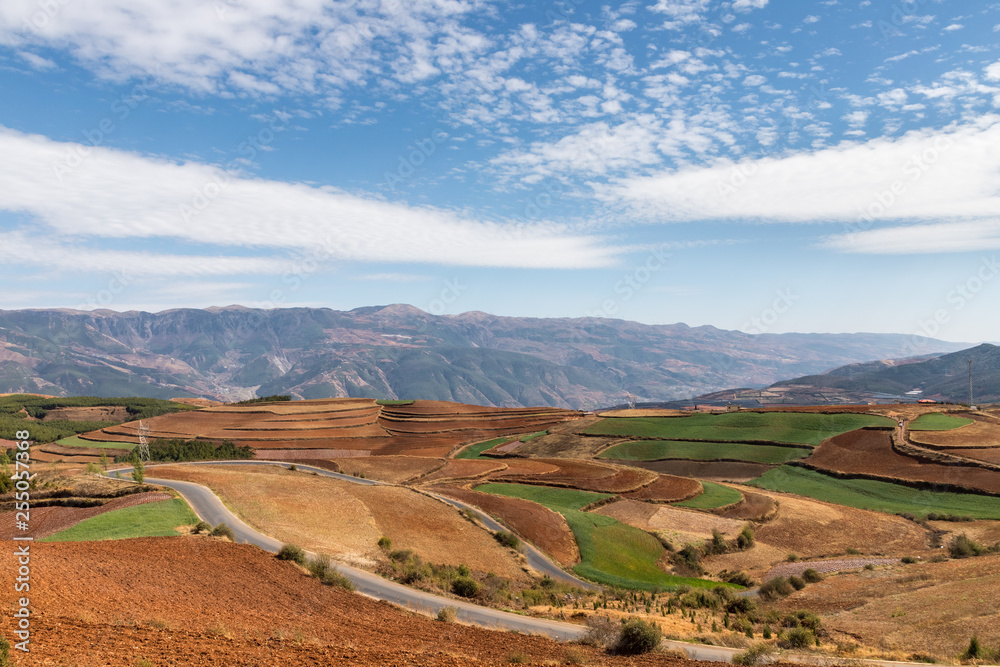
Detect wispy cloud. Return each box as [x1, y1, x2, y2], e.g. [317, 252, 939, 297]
[0, 127, 622, 270]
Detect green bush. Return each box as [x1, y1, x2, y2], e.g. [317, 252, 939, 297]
[193, 520, 211, 534]
[451, 576, 481, 598]
[949, 534, 985, 559]
[318, 567, 354, 591]
[786, 553, 799, 562]
[721, 570, 756, 587]
[494, 531, 520, 549]
[901, 556, 918, 564]
[759, 577, 793, 600]
[389, 549, 415, 562]
[802, 568, 822, 583]
[377, 536, 392, 550]
[210, 523, 235, 540]
[781, 627, 815, 649]
[308, 554, 333, 578]
[960, 636, 984, 661]
[277, 544, 307, 565]
[736, 525, 755, 550]
[788, 575, 806, 590]
[615, 618, 662, 655]
[437, 606, 458, 622]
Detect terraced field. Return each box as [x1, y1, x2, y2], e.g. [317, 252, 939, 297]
[671, 481, 742, 509]
[598, 440, 812, 464]
[585, 412, 895, 446]
[749, 465, 1000, 519]
[75, 398, 583, 459]
[474, 482, 731, 591]
[909, 412, 975, 431]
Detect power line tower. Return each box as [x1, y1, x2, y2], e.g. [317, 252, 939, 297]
[137, 420, 151, 462]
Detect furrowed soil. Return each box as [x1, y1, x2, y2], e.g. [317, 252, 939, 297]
[330, 455, 445, 483]
[806, 429, 1000, 494]
[705, 486, 931, 577]
[0, 537, 695, 666]
[618, 474, 703, 503]
[611, 459, 775, 482]
[596, 499, 746, 547]
[149, 464, 527, 579]
[429, 485, 580, 566]
[770, 555, 1000, 660]
[0, 491, 172, 539]
[420, 459, 509, 484]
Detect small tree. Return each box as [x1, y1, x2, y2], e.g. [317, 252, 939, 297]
[737, 525, 755, 550]
[615, 618, 662, 655]
[132, 457, 145, 483]
[961, 636, 984, 661]
[99, 451, 109, 471]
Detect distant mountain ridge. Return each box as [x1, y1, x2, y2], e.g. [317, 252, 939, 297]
[0, 305, 972, 409]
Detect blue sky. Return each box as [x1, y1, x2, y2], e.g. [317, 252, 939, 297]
[1, 0, 999, 343]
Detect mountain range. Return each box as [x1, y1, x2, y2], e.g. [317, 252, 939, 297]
[0, 305, 973, 409]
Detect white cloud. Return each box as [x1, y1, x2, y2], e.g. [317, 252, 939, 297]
[985, 61, 1000, 81]
[0, 127, 621, 270]
[942, 23, 964, 32]
[823, 220, 1000, 254]
[732, 0, 768, 10]
[803, 15, 821, 24]
[743, 74, 766, 86]
[16, 50, 55, 69]
[352, 273, 432, 282]
[0, 0, 486, 96]
[602, 119, 1000, 246]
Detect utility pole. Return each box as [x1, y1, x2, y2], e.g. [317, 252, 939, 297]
[968, 358, 974, 409]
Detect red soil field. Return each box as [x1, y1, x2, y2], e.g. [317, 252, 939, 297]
[80, 398, 583, 459]
[0, 538, 686, 666]
[806, 429, 1000, 495]
[713, 490, 778, 521]
[430, 485, 580, 567]
[944, 448, 1000, 465]
[495, 459, 562, 476]
[420, 460, 508, 484]
[0, 492, 172, 540]
[619, 474, 702, 503]
[491, 459, 656, 493]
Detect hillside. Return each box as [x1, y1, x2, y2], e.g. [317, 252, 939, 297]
[0, 306, 969, 409]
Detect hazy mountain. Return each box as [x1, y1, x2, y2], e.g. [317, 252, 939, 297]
[0, 305, 972, 409]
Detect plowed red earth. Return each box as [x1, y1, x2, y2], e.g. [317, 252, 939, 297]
[429, 486, 580, 567]
[0, 492, 172, 540]
[80, 399, 583, 459]
[420, 460, 508, 484]
[806, 429, 1000, 494]
[0, 538, 691, 666]
[713, 491, 778, 521]
[493, 460, 656, 493]
[619, 475, 702, 503]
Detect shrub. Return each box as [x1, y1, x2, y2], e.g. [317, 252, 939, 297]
[762, 625, 772, 639]
[786, 553, 798, 562]
[83, 462, 101, 474]
[722, 570, 756, 587]
[759, 577, 793, 600]
[318, 568, 354, 591]
[615, 618, 662, 655]
[781, 627, 815, 649]
[307, 553, 333, 578]
[733, 642, 775, 666]
[726, 597, 757, 615]
[377, 536, 392, 550]
[277, 543, 307, 565]
[736, 525, 755, 550]
[788, 576, 806, 591]
[675, 544, 703, 573]
[193, 520, 211, 534]
[508, 651, 528, 664]
[802, 568, 822, 583]
[708, 529, 728, 555]
[131, 458, 145, 483]
[452, 576, 481, 598]
[494, 531, 520, 549]
[960, 636, 984, 661]
[437, 606, 458, 623]
[949, 534, 985, 559]
[211, 523, 235, 540]
[458, 564, 471, 577]
[563, 647, 588, 665]
[901, 556, 918, 564]
[846, 547, 861, 555]
[580, 615, 618, 648]
[0, 635, 9, 667]
[389, 549, 415, 562]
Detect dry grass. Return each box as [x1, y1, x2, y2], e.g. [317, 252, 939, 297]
[596, 499, 746, 547]
[771, 554, 1000, 660]
[910, 420, 1000, 448]
[329, 456, 445, 483]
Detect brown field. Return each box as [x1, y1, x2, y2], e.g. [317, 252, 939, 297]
[42, 405, 129, 421]
[713, 490, 778, 521]
[806, 429, 1000, 494]
[0, 538, 689, 666]
[0, 491, 172, 539]
[927, 519, 1000, 546]
[597, 499, 747, 547]
[943, 447, 1000, 465]
[328, 455, 444, 483]
[613, 459, 775, 482]
[619, 474, 703, 503]
[496, 459, 562, 476]
[77, 398, 584, 459]
[706, 485, 931, 577]
[910, 417, 1000, 449]
[490, 459, 657, 493]
[430, 485, 580, 567]
[149, 464, 528, 580]
[419, 460, 508, 484]
[770, 555, 1000, 660]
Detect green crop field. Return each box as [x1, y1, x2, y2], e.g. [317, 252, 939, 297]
[456, 437, 513, 459]
[748, 466, 1000, 519]
[599, 440, 811, 464]
[40, 498, 198, 542]
[672, 481, 743, 509]
[474, 482, 732, 590]
[909, 413, 975, 431]
[55, 435, 135, 450]
[584, 412, 894, 446]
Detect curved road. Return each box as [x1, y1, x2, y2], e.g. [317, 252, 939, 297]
[105, 462, 940, 667]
